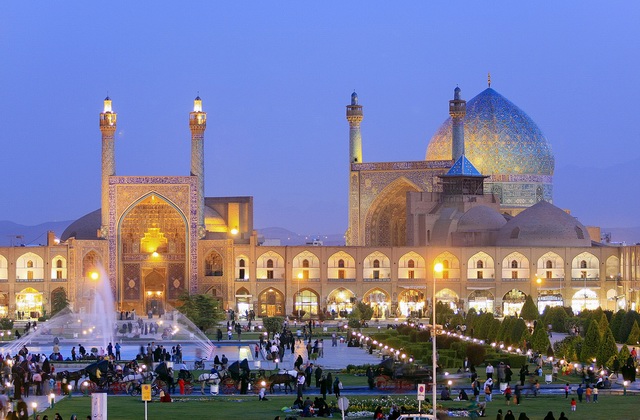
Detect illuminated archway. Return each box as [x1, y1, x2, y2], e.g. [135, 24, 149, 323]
[294, 288, 319, 318]
[572, 288, 599, 313]
[16, 287, 42, 319]
[363, 288, 391, 319]
[258, 288, 284, 317]
[326, 288, 355, 317]
[469, 290, 495, 313]
[502, 289, 526, 316]
[436, 288, 459, 310]
[235, 287, 252, 318]
[398, 288, 425, 317]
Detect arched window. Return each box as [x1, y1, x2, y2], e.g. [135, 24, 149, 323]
[407, 259, 415, 268]
[575, 227, 585, 240]
[511, 260, 518, 269]
[510, 227, 520, 239]
[373, 259, 380, 268]
[267, 259, 274, 268]
[338, 259, 345, 268]
[302, 259, 310, 268]
[239, 259, 246, 268]
[27, 260, 34, 268]
[580, 260, 587, 269]
[476, 260, 484, 269]
[546, 260, 553, 269]
[56, 260, 63, 268]
[442, 260, 450, 269]
[204, 251, 223, 276]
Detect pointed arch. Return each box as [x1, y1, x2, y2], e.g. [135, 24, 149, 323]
[0, 255, 7, 281]
[294, 287, 319, 318]
[501, 251, 530, 280]
[258, 287, 284, 317]
[235, 254, 250, 281]
[605, 255, 620, 279]
[363, 287, 391, 319]
[363, 251, 391, 280]
[204, 249, 224, 276]
[571, 288, 599, 313]
[536, 252, 564, 280]
[16, 252, 44, 281]
[398, 251, 425, 280]
[326, 287, 356, 317]
[571, 252, 599, 280]
[51, 255, 67, 280]
[328, 251, 356, 280]
[257, 251, 285, 280]
[434, 251, 461, 280]
[467, 252, 495, 280]
[364, 177, 422, 246]
[292, 251, 320, 281]
[397, 288, 425, 317]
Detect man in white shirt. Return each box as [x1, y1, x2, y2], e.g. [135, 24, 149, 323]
[486, 363, 494, 380]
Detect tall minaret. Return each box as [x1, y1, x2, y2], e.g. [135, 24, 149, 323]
[99, 96, 117, 238]
[449, 87, 466, 161]
[189, 96, 207, 238]
[346, 91, 363, 164]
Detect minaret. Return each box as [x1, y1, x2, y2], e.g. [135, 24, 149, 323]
[346, 91, 363, 164]
[99, 96, 117, 238]
[449, 86, 466, 161]
[189, 96, 207, 238]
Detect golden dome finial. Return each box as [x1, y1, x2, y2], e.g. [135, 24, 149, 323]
[488, 72, 491, 88]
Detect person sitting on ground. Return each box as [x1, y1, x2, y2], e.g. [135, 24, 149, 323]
[458, 388, 469, 400]
[441, 387, 452, 400]
[558, 412, 568, 420]
[503, 410, 515, 420]
[259, 387, 268, 401]
[292, 396, 303, 409]
[159, 391, 171, 403]
[517, 413, 530, 420]
[543, 411, 555, 420]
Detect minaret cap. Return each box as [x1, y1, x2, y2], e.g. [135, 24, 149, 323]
[103, 96, 113, 113]
[454, 86, 461, 100]
[351, 91, 358, 105]
[193, 96, 203, 112]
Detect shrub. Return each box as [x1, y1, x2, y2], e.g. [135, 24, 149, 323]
[466, 343, 486, 367]
[580, 321, 601, 362]
[0, 318, 13, 330]
[542, 306, 569, 332]
[520, 295, 539, 321]
[262, 316, 284, 334]
[626, 320, 640, 345]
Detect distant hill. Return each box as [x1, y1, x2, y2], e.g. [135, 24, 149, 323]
[0, 220, 73, 246]
[257, 227, 345, 246]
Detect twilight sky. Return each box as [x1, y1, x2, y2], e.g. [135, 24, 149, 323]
[1, 2, 639, 236]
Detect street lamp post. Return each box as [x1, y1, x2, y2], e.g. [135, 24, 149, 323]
[296, 272, 303, 319]
[432, 262, 443, 417]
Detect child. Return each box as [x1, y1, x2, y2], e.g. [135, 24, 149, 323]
[592, 386, 598, 403]
[564, 383, 570, 398]
[570, 397, 577, 412]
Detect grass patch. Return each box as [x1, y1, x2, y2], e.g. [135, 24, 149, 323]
[33, 393, 640, 420]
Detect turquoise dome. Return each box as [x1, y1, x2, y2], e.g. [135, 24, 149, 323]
[426, 88, 554, 176]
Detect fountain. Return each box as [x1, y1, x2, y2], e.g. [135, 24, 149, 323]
[3, 266, 116, 356]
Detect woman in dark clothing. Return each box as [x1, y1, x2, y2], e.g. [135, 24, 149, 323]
[333, 377, 342, 398]
[320, 375, 327, 400]
[326, 373, 333, 395]
[558, 412, 568, 420]
[294, 355, 304, 370]
[517, 413, 529, 420]
[543, 412, 556, 420]
[504, 410, 515, 420]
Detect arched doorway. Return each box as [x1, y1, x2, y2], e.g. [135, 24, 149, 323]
[436, 288, 460, 311]
[0, 293, 8, 317]
[16, 287, 42, 319]
[363, 288, 391, 319]
[326, 288, 355, 318]
[572, 288, 599, 313]
[144, 269, 165, 316]
[468, 290, 495, 314]
[235, 287, 252, 319]
[398, 289, 425, 318]
[502, 289, 526, 316]
[258, 288, 284, 317]
[537, 291, 563, 313]
[294, 288, 319, 318]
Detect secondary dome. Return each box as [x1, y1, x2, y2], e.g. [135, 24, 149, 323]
[496, 200, 591, 247]
[61, 209, 100, 241]
[457, 205, 507, 232]
[426, 87, 554, 176]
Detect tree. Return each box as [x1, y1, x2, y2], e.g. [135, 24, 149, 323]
[598, 326, 618, 368]
[542, 306, 568, 333]
[475, 313, 493, 339]
[262, 316, 284, 334]
[553, 336, 580, 361]
[618, 310, 638, 343]
[466, 343, 486, 367]
[531, 322, 551, 353]
[626, 320, 640, 345]
[487, 319, 501, 343]
[520, 295, 539, 321]
[580, 320, 601, 362]
[177, 293, 223, 332]
[597, 312, 610, 339]
[349, 301, 374, 323]
[619, 344, 631, 363]
[496, 316, 511, 343]
[511, 318, 528, 346]
[610, 309, 627, 342]
[50, 288, 69, 316]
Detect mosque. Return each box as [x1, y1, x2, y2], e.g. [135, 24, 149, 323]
[0, 81, 637, 322]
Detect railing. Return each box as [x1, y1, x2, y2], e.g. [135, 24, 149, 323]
[235, 278, 250, 282]
[257, 278, 283, 282]
[501, 278, 529, 282]
[328, 278, 356, 282]
[16, 279, 44, 282]
[363, 278, 391, 282]
[571, 277, 599, 281]
[399, 277, 426, 282]
[51, 278, 68, 282]
[0, 279, 7, 283]
[467, 278, 494, 282]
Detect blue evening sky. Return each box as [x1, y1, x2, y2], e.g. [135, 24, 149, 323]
[1, 2, 639, 235]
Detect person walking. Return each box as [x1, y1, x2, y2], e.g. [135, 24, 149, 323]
[484, 378, 493, 402]
[564, 382, 570, 398]
[576, 384, 584, 402]
[593, 386, 598, 403]
[296, 373, 305, 398]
